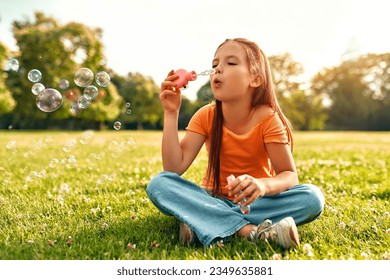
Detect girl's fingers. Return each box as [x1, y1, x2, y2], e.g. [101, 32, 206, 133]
[160, 90, 179, 99]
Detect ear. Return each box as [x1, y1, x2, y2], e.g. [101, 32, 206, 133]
[250, 74, 262, 87]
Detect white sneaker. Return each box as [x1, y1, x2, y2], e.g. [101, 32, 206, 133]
[251, 217, 300, 249]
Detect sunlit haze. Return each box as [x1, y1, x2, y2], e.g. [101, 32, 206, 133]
[0, 0, 389, 99]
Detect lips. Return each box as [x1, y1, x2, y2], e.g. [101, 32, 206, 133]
[213, 77, 222, 86]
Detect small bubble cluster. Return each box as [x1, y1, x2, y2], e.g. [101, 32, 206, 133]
[125, 102, 132, 115]
[197, 68, 216, 76]
[22, 64, 111, 114]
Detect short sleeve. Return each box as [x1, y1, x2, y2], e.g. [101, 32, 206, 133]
[262, 112, 290, 144]
[186, 104, 213, 136]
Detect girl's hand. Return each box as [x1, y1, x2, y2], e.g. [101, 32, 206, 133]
[160, 70, 182, 113]
[227, 174, 266, 205]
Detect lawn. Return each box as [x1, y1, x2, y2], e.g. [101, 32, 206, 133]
[0, 130, 389, 260]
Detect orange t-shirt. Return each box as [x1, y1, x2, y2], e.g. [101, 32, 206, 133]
[186, 103, 290, 200]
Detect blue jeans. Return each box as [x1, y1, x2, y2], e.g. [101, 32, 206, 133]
[146, 171, 325, 246]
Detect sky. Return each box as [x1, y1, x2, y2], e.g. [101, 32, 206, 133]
[0, 0, 389, 100]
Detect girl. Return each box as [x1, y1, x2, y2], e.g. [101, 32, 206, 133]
[146, 38, 325, 249]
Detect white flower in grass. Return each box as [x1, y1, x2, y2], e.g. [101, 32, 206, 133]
[90, 207, 100, 215]
[360, 252, 369, 259]
[27, 240, 35, 244]
[382, 252, 389, 260]
[272, 253, 282, 260]
[339, 222, 346, 230]
[303, 243, 314, 257]
[66, 236, 73, 245]
[59, 183, 70, 194]
[127, 243, 136, 250]
[386, 228, 390, 235]
[102, 222, 109, 229]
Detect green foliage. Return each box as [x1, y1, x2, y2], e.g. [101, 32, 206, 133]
[0, 131, 389, 260]
[111, 73, 162, 129]
[0, 42, 16, 114]
[311, 53, 390, 130]
[196, 81, 214, 107]
[283, 90, 328, 130]
[269, 53, 327, 130]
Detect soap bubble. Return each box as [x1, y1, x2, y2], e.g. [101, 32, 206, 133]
[74, 68, 94, 87]
[126, 109, 132, 115]
[49, 158, 59, 168]
[36, 88, 63, 112]
[113, 121, 122, 130]
[95, 71, 110, 87]
[83, 85, 99, 100]
[63, 139, 76, 153]
[70, 101, 82, 116]
[4, 58, 19, 71]
[59, 79, 70, 90]
[78, 95, 91, 109]
[79, 130, 94, 145]
[28, 69, 42, 83]
[126, 102, 131, 108]
[31, 83, 45, 95]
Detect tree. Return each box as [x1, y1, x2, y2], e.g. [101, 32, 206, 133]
[7, 12, 121, 128]
[311, 53, 390, 130]
[111, 72, 162, 129]
[269, 53, 327, 130]
[196, 80, 214, 107]
[269, 53, 303, 99]
[0, 42, 16, 117]
[283, 90, 327, 130]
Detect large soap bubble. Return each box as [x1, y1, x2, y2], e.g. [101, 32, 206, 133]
[36, 88, 63, 112]
[74, 68, 94, 87]
[83, 85, 99, 100]
[95, 71, 110, 87]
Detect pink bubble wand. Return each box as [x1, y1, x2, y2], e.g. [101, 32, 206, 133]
[173, 68, 215, 89]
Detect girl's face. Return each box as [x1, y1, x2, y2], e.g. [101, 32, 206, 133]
[211, 42, 255, 101]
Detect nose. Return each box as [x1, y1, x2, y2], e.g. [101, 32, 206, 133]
[214, 65, 222, 74]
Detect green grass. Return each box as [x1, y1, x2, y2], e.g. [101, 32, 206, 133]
[0, 130, 389, 260]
